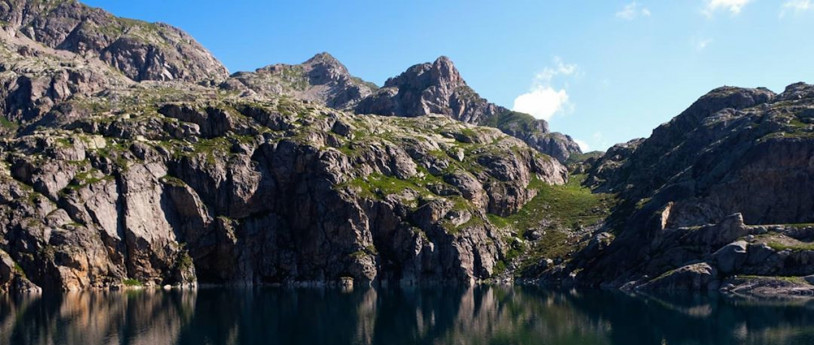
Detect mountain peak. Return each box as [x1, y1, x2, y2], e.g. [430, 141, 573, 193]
[0, 0, 228, 82]
[224, 52, 376, 109]
[304, 52, 341, 66]
[356, 56, 582, 161]
[430, 56, 463, 87]
[383, 56, 464, 90]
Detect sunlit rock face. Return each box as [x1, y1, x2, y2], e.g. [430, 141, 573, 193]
[355, 56, 582, 162]
[0, 0, 579, 292]
[0, 56, 568, 291]
[0, 0, 228, 83]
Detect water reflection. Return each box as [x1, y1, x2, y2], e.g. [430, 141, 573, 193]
[2, 286, 814, 345]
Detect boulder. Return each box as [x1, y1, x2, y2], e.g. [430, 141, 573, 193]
[712, 240, 748, 275]
[639, 263, 719, 291]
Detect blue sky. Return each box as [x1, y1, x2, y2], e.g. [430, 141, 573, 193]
[83, 0, 814, 151]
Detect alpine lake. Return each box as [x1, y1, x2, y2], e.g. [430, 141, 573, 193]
[2, 285, 814, 345]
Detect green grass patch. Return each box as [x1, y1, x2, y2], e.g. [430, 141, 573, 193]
[0, 117, 18, 130]
[482, 110, 541, 135]
[782, 223, 814, 229]
[737, 275, 809, 284]
[189, 137, 231, 164]
[122, 279, 143, 287]
[160, 175, 187, 188]
[565, 151, 604, 165]
[488, 174, 614, 234]
[343, 168, 451, 202]
[767, 241, 814, 252]
[488, 175, 615, 276]
[13, 263, 25, 277]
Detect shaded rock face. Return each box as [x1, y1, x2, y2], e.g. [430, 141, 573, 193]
[0, 0, 228, 83]
[354, 56, 581, 162]
[0, 84, 567, 292]
[571, 83, 814, 292]
[582, 138, 643, 192]
[222, 53, 377, 110]
[637, 263, 718, 291]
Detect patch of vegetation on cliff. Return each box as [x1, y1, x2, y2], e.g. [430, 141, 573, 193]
[490, 174, 616, 277]
[122, 279, 143, 287]
[735, 275, 809, 284]
[186, 137, 232, 164]
[160, 175, 187, 188]
[565, 151, 604, 165]
[483, 109, 541, 135]
[767, 240, 814, 252]
[0, 116, 18, 130]
[343, 169, 449, 203]
[489, 174, 614, 234]
[67, 168, 113, 190]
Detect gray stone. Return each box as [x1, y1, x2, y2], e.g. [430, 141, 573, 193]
[712, 240, 748, 274]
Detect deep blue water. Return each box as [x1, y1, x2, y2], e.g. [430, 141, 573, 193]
[1, 285, 814, 345]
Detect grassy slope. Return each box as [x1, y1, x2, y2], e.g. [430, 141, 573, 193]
[489, 174, 616, 275]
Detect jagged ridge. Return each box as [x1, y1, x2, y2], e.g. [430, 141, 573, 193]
[0, 0, 228, 83]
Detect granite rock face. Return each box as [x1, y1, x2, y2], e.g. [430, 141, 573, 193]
[0, 0, 228, 83]
[223, 52, 377, 110]
[569, 84, 814, 293]
[0, 2, 578, 293]
[0, 26, 132, 126]
[224, 54, 582, 162]
[355, 56, 582, 162]
[0, 76, 568, 292]
[1, 0, 813, 297]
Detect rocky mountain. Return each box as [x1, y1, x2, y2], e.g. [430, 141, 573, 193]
[222, 54, 581, 162]
[0, 1, 583, 292]
[563, 83, 814, 297]
[0, 0, 812, 298]
[0, 84, 572, 293]
[355, 56, 582, 162]
[222, 52, 377, 109]
[0, 0, 228, 83]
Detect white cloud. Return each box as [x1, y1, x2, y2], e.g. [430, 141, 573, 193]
[780, 0, 812, 17]
[694, 37, 713, 50]
[703, 0, 752, 17]
[512, 57, 577, 121]
[535, 57, 577, 84]
[616, 2, 652, 20]
[574, 139, 590, 152]
[513, 88, 570, 121]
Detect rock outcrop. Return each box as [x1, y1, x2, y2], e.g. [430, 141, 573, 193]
[354, 56, 582, 162]
[223, 54, 582, 162]
[0, 1, 581, 294]
[566, 83, 814, 294]
[222, 52, 377, 109]
[0, 26, 132, 126]
[0, 78, 568, 292]
[0, 0, 228, 83]
[1, 0, 812, 298]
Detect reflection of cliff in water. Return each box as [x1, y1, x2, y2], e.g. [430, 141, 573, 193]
[3, 287, 814, 344]
[0, 290, 196, 345]
[565, 291, 814, 345]
[174, 287, 613, 345]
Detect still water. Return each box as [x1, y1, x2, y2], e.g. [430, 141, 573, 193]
[1, 285, 814, 345]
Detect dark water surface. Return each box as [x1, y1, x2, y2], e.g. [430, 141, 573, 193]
[2, 285, 814, 345]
